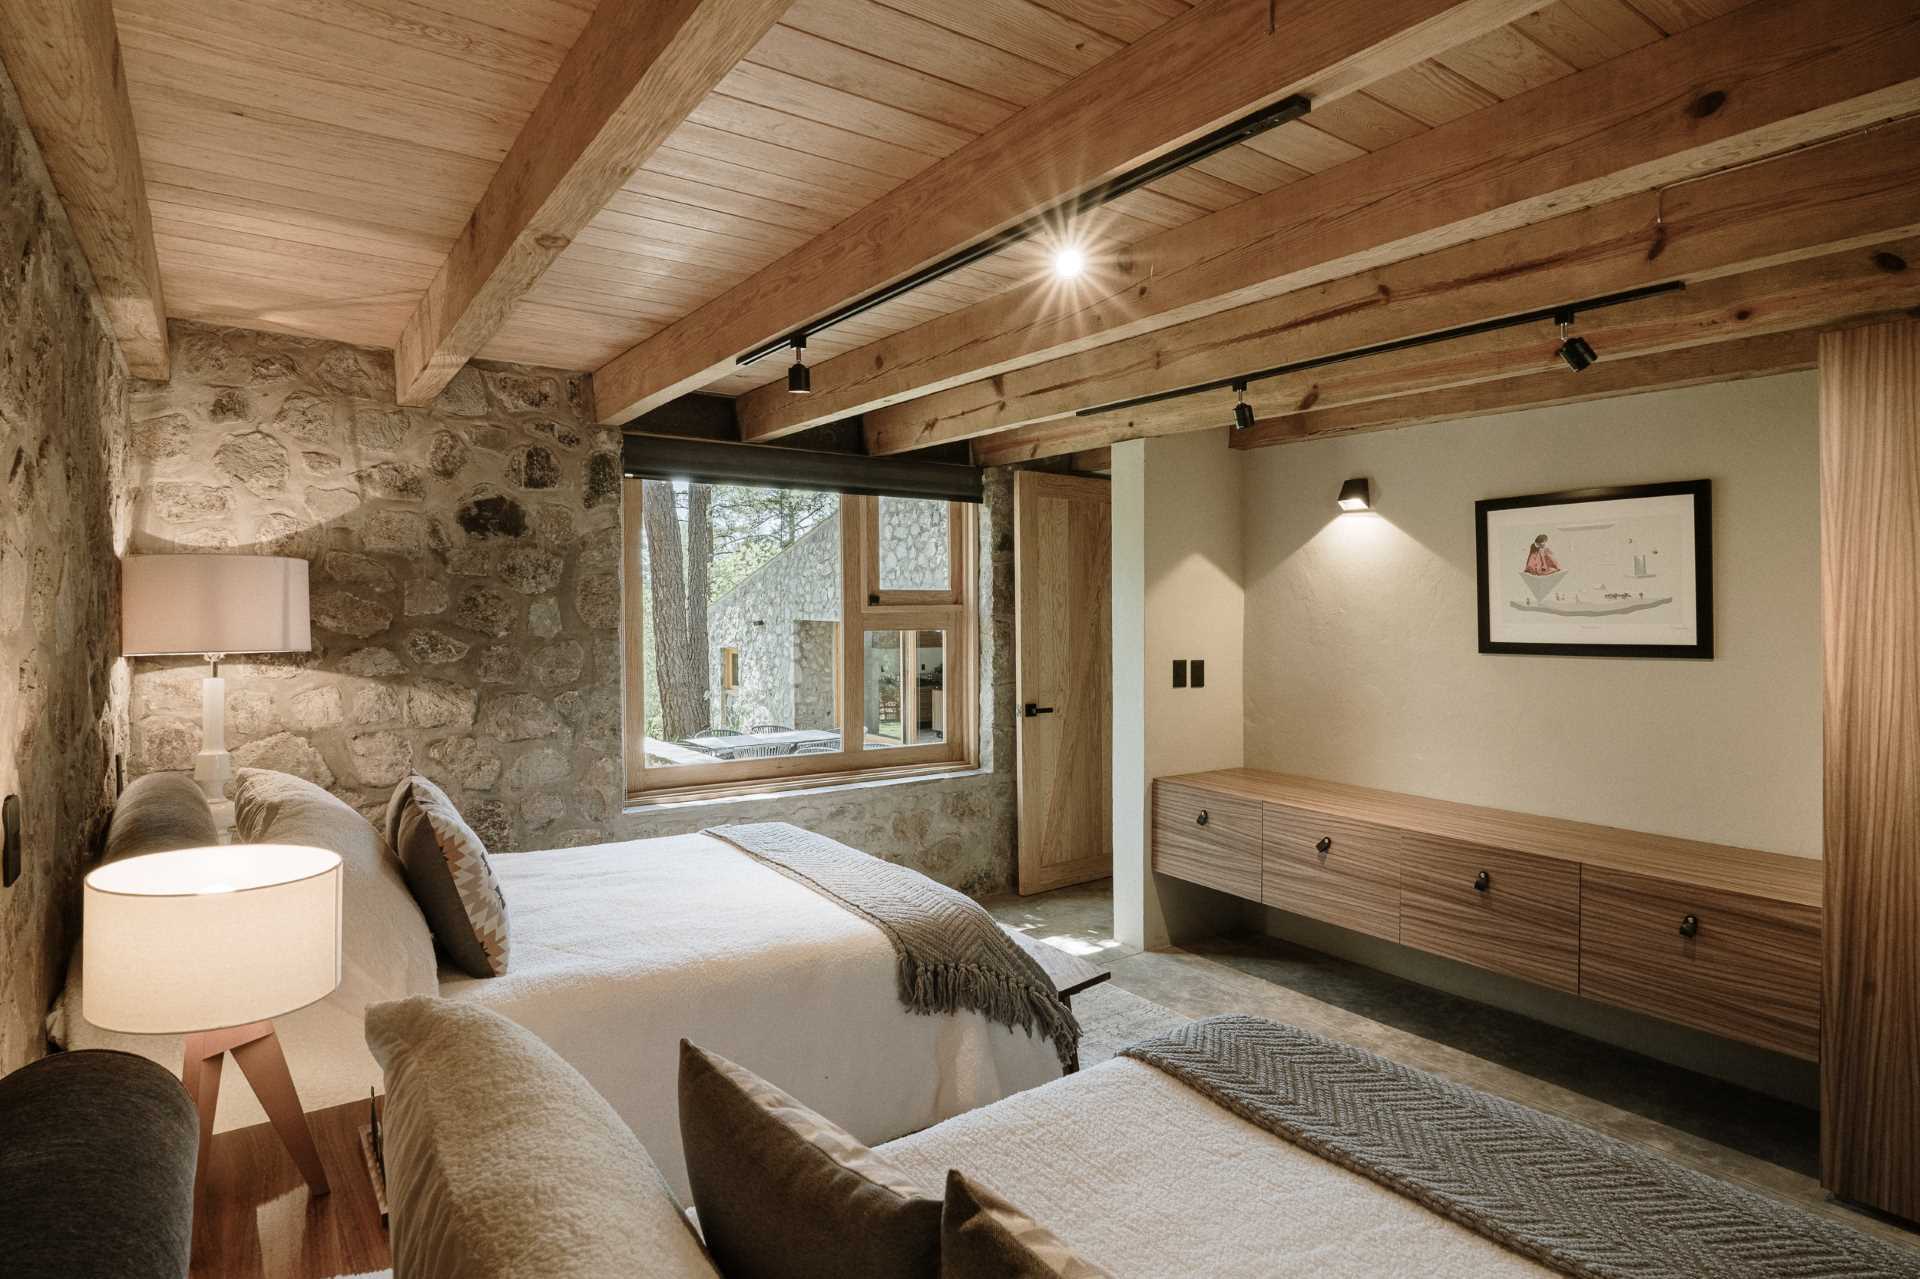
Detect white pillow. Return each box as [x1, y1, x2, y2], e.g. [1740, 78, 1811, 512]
[366, 996, 720, 1279]
[234, 767, 438, 1008]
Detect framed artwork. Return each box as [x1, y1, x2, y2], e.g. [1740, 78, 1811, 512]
[1475, 480, 1712, 658]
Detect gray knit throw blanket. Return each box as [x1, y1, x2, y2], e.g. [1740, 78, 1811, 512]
[1125, 1016, 1919, 1279]
[705, 823, 1080, 1071]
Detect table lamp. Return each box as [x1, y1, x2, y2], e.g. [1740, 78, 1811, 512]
[121, 555, 312, 835]
[84, 843, 342, 1196]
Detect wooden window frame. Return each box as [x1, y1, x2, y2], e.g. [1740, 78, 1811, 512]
[623, 484, 978, 802]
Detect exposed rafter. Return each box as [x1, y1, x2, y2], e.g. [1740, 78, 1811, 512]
[726, 0, 1920, 448]
[974, 237, 1920, 463]
[591, 0, 1553, 424]
[0, 0, 168, 378]
[893, 115, 1920, 459]
[392, 0, 797, 407]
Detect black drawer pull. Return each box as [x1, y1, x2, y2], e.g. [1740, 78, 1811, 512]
[1315, 836, 1332, 854]
[1679, 914, 1699, 939]
[1474, 870, 1491, 893]
[1196, 810, 1209, 827]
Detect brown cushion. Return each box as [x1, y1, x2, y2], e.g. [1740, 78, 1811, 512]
[387, 775, 509, 978]
[678, 1040, 940, 1279]
[940, 1171, 1113, 1278]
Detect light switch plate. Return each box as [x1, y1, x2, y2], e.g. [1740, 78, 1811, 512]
[2, 794, 20, 888]
[1171, 659, 1187, 688]
[1191, 659, 1206, 689]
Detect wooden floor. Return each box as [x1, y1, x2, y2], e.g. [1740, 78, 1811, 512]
[191, 1098, 390, 1279]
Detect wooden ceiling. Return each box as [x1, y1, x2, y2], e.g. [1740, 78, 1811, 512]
[108, 0, 1726, 385]
[6, 0, 1914, 453]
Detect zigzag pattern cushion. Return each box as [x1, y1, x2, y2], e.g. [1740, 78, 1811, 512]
[388, 775, 509, 977]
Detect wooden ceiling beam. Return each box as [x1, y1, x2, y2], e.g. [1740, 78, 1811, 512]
[918, 113, 1920, 459]
[0, 0, 169, 378]
[737, 0, 1920, 449]
[970, 237, 1920, 462]
[590, 0, 1553, 424]
[391, 0, 796, 407]
[1229, 331, 1821, 447]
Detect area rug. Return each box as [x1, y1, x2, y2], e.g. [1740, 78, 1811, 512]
[1125, 1016, 1920, 1279]
[1072, 983, 1188, 1068]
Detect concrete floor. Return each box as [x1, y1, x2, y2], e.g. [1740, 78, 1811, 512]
[983, 879, 1920, 1253]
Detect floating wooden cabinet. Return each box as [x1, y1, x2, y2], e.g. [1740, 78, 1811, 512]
[1151, 780, 1260, 900]
[1261, 805, 1400, 941]
[1579, 867, 1821, 1060]
[1400, 834, 1580, 995]
[1151, 770, 1822, 1059]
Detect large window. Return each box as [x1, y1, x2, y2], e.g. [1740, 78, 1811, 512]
[623, 480, 975, 798]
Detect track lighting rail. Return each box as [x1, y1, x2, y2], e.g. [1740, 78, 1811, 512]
[743, 94, 1314, 372]
[1074, 280, 1687, 422]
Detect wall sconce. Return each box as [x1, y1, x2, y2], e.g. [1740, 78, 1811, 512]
[1337, 477, 1371, 511]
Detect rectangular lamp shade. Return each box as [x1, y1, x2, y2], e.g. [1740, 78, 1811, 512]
[121, 554, 312, 657]
[83, 844, 342, 1034]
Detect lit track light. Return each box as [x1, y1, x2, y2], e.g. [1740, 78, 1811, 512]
[1232, 381, 1255, 431]
[1556, 310, 1597, 372]
[787, 336, 811, 394]
[1051, 244, 1087, 280]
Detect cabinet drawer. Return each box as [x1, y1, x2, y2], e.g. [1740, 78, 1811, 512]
[1580, 867, 1821, 1059]
[1262, 804, 1400, 939]
[1400, 834, 1580, 993]
[1153, 781, 1260, 900]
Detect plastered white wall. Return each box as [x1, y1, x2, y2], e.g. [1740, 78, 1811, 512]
[1113, 432, 1252, 950]
[1241, 372, 1822, 859]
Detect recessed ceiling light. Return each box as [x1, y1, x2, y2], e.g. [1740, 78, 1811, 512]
[1051, 245, 1087, 280]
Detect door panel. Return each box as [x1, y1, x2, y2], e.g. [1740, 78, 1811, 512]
[1015, 472, 1112, 894]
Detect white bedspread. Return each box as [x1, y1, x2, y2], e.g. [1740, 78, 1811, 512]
[441, 832, 1061, 1196]
[52, 831, 1060, 1188]
[879, 1057, 1554, 1278]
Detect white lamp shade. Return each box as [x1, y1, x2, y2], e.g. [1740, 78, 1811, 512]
[121, 554, 312, 656]
[83, 844, 342, 1034]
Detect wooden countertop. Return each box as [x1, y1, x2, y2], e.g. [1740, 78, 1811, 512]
[1160, 769, 1822, 907]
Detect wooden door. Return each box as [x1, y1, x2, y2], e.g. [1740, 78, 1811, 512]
[1014, 471, 1111, 894]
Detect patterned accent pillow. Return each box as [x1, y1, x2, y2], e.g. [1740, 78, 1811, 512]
[388, 775, 509, 977]
[940, 1171, 1113, 1278]
[678, 1040, 941, 1279]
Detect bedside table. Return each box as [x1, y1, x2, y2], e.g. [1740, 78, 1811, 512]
[191, 1097, 391, 1279]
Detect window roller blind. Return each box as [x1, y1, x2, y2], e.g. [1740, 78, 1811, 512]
[622, 433, 982, 503]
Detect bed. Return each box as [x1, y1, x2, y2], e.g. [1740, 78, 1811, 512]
[49, 771, 1063, 1197]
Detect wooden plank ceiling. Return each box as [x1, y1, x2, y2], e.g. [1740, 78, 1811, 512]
[112, 0, 1754, 400]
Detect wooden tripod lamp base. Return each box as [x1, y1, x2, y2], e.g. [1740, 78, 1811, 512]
[184, 1021, 330, 1197]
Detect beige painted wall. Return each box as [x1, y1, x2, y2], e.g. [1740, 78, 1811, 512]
[1113, 432, 1255, 950]
[1242, 372, 1822, 859]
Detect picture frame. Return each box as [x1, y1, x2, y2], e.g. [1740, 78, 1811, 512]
[1475, 480, 1712, 659]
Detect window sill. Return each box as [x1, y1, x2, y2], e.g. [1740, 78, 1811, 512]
[624, 760, 989, 812]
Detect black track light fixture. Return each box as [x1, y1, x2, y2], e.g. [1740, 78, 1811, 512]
[1556, 310, 1597, 372]
[786, 336, 811, 394]
[1232, 381, 1255, 431]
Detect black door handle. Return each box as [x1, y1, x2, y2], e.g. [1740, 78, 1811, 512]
[1315, 836, 1332, 855]
[1474, 870, 1491, 893]
[1023, 703, 1055, 717]
[1679, 914, 1699, 939]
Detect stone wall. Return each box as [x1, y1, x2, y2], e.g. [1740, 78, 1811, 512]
[0, 64, 130, 1073]
[125, 323, 1021, 894]
[708, 516, 839, 731]
[125, 321, 625, 851]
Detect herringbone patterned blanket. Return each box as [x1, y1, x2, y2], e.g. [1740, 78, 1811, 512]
[705, 823, 1080, 1070]
[1123, 1016, 1919, 1279]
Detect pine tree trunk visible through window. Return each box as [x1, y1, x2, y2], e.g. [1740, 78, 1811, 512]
[643, 478, 711, 739]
